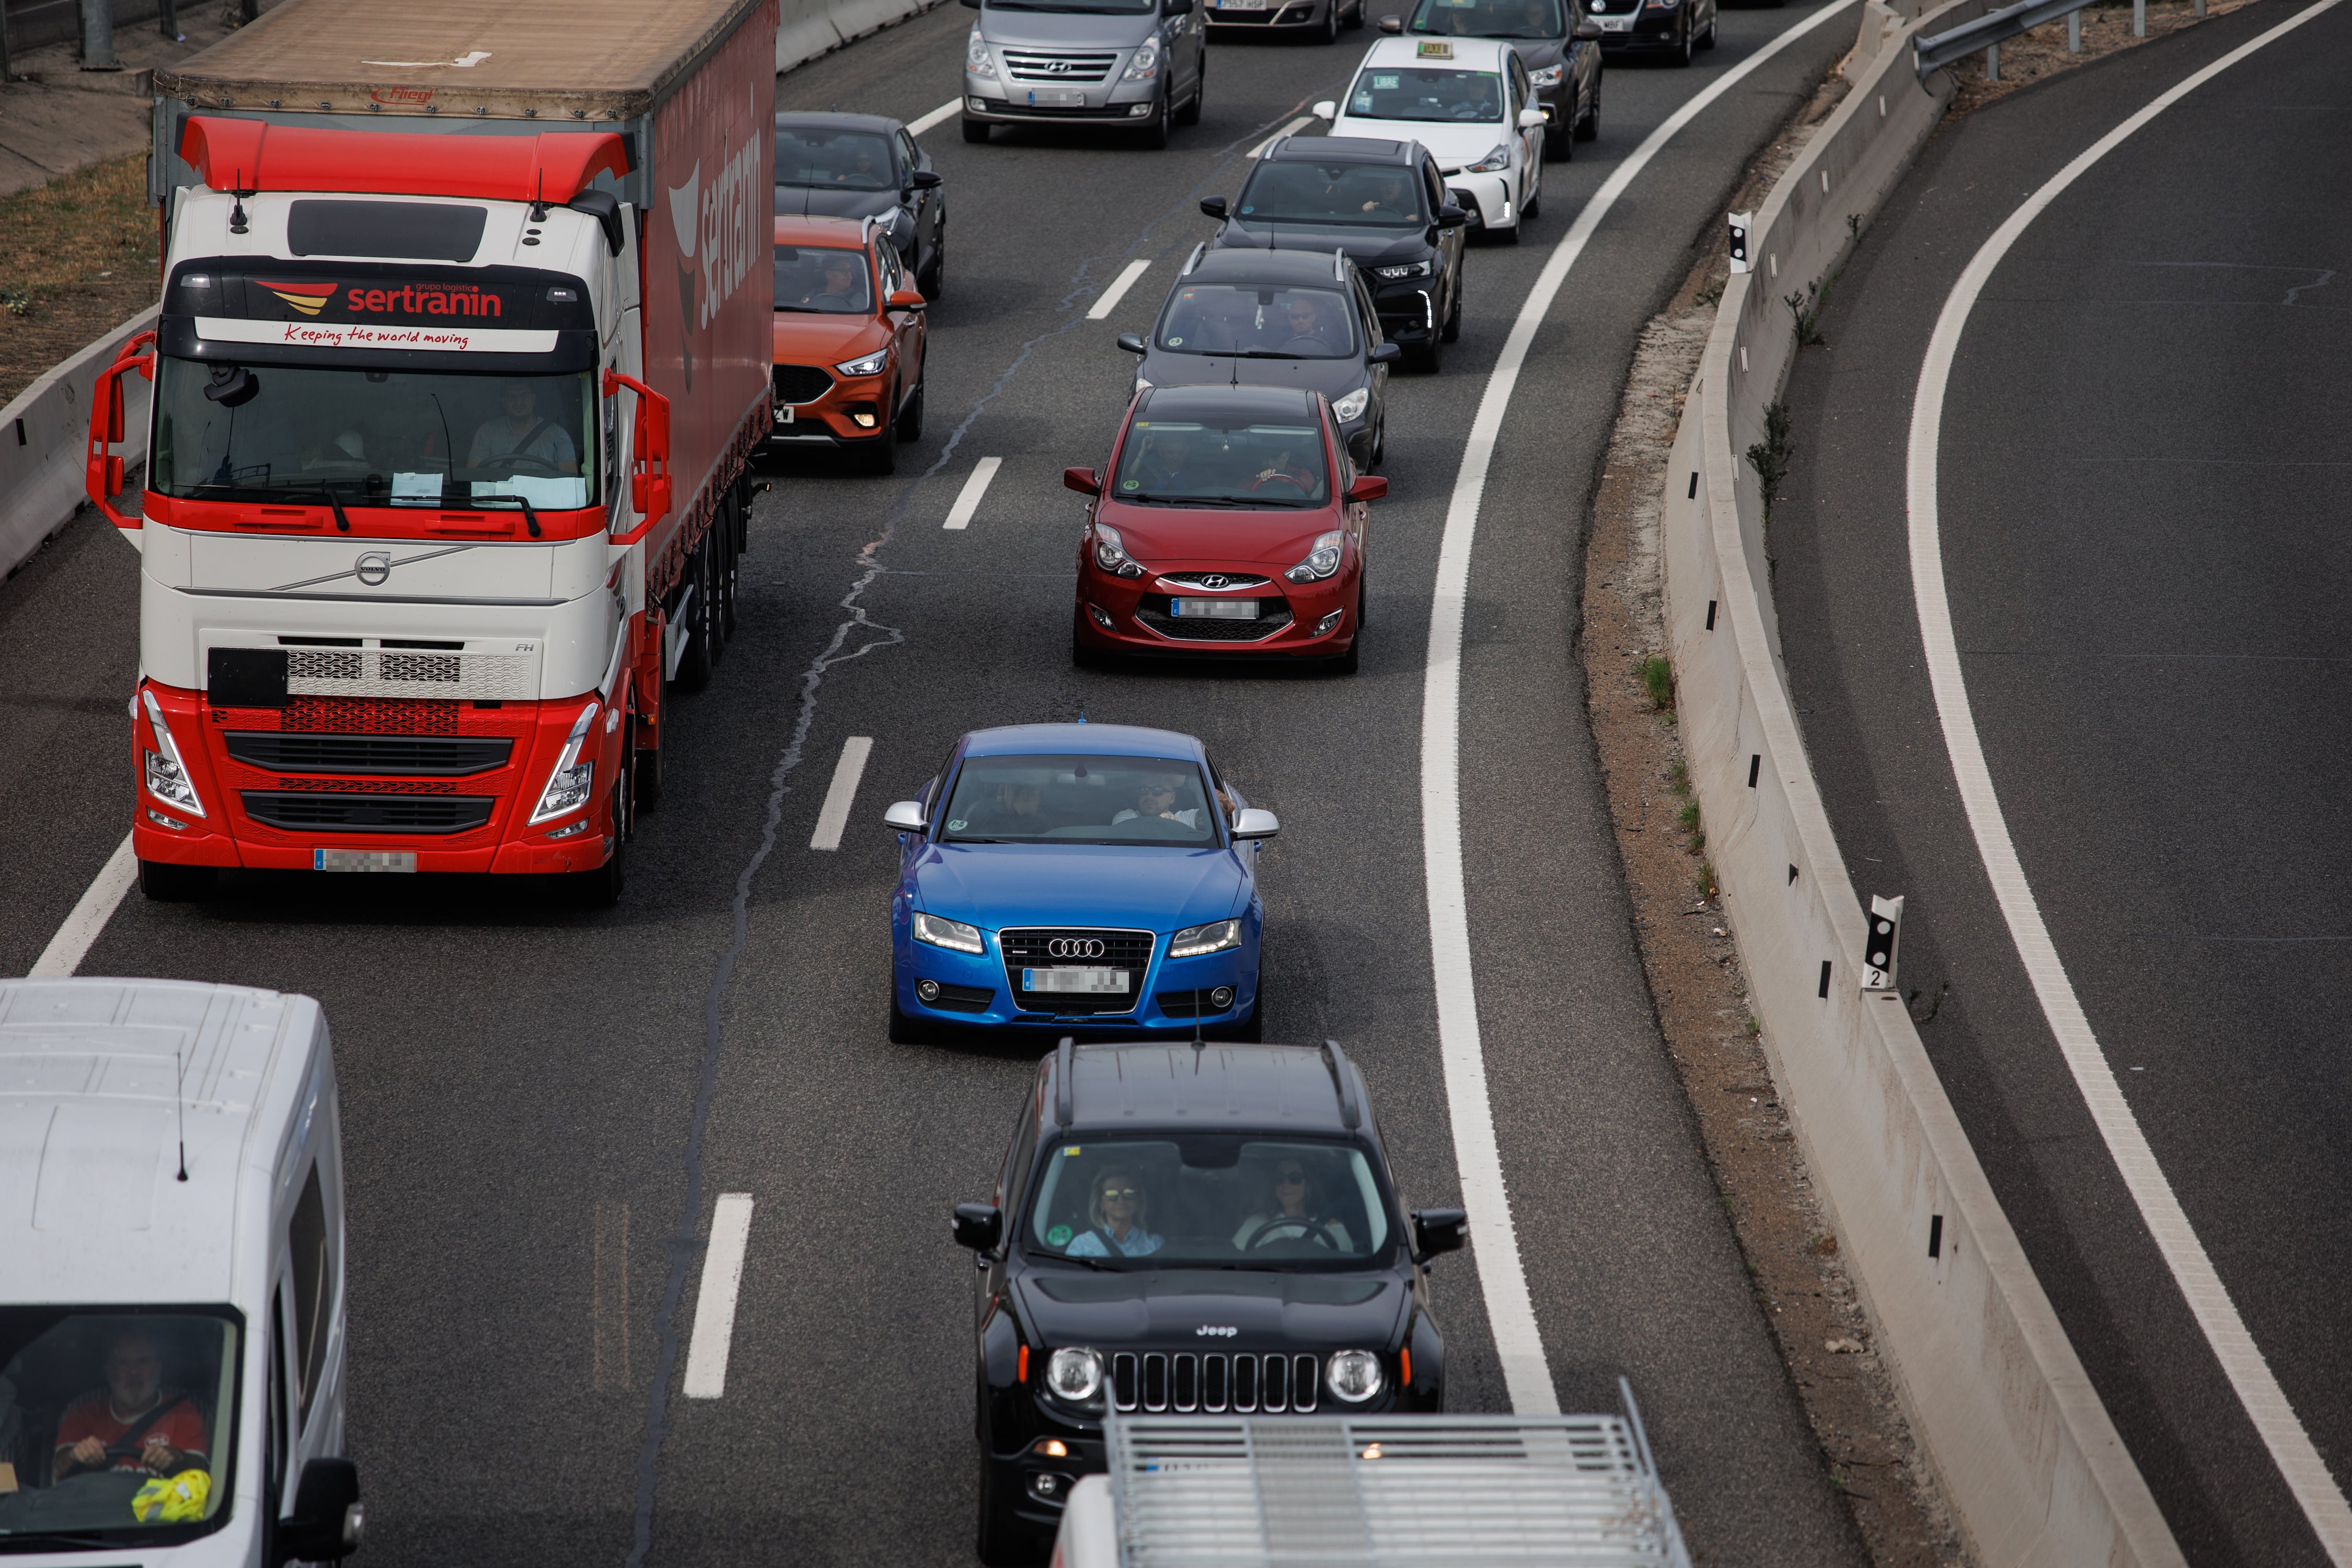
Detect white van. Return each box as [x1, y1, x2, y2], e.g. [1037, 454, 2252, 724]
[0, 979, 362, 1565]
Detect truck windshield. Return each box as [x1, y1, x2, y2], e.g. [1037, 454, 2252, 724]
[1024, 1138, 1394, 1269]
[149, 360, 601, 512]
[0, 1307, 241, 1548]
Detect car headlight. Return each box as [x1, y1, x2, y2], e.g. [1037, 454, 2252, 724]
[1283, 529, 1345, 584]
[1091, 522, 1146, 579]
[1372, 260, 1432, 280]
[914, 912, 985, 953]
[1326, 1349, 1385, 1403]
[1332, 387, 1370, 423]
[966, 29, 996, 76]
[1046, 1347, 1105, 1402]
[835, 349, 890, 377]
[1468, 144, 1512, 173]
[529, 701, 601, 824]
[1528, 63, 1563, 86]
[1123, 35, 1161, 79]
[1170, 918, 1241, 958]
[140, 688, 205, 818]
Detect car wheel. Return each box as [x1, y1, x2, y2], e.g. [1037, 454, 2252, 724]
[1576, 76, 1600, 141]
[1441, 272, 1462, 343]
[1071, 610, 1110, 669]
[1345, 0, 1367, 25]
[866, 409, 900, 475]
[1137, 90, 1171, 149]
[975, 1449, 1030, 1566]
[1370, 417, 1386, 468]
[1327, 624, 1361, 673]
[961, 117, 990, 143]
[1673, 14, 1693, 65]
[1522, 170, 1541, 221]
[896, 376, 926, 442]
[1410, 327, 1443, 373]
[674, 533, 715, 691]
[1319, 0, 1340, 42]
[138, 859, 214, 902]
[1700, 2, 1717, 45]
[889, 990, 936, 1046]
[920, 231, 946, 299]
[1177, 58, 1204, 124]
[1546, 96, 1574, 162]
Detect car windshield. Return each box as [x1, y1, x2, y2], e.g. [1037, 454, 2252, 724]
[1236, 164, 1425, 229]
[0, 1308, 241, 1548]
[148, 361, 599, 511]
[775, 246, 875, 315]
[986, 0, 1154, 12]
[1025, 1137, 1394, 1269]
[940, 755, 1220, 846]
[1409, 0, 1563, 37]
[1348, 65, 1505, 123]
[775, 128, 895, 190]
[1157, 285, 1357, 359]
[1111, 416, 1331, 508]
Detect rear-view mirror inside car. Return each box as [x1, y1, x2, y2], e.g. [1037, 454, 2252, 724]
[1064, 466, 1102, 495]
[1347, 475, 1389, 502]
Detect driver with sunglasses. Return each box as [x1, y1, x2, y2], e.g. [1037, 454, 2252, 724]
[1232, 1158, 1353, 1252]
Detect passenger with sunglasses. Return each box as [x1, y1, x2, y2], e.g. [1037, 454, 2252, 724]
[1065, 1168, 1163, 1258]
[1232, 1158, 1353, 1252]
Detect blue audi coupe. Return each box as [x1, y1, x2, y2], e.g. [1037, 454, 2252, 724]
[882, 723, 1278, 1042]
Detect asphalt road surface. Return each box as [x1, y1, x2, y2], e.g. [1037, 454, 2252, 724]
[1774, 4, 2352, 1562]
[0, 2, 1871, 1561]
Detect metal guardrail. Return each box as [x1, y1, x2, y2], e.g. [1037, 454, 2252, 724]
[1915, 0, 2201, 78]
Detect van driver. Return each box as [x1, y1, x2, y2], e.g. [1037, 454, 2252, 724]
[52, 1331, 209, 1480]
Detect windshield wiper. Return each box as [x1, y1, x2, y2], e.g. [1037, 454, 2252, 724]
[471, 491, 543, 538]
[0, 1531, 121, 1550]
[1124, 492, 1251, 508]
[190, 480, 349, 529]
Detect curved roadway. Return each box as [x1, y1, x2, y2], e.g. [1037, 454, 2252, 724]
[0, 5, 1866, 1563]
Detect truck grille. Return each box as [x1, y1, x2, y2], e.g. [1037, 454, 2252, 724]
[774, 364, 833, 405]
[271, 648, 535, 702]
[280, 697, 461, 734]
[1136, 603, 1295, 642]
[225, 733, 512, 776]
[1000, 927, 1154, 1016]
[1002, 49, 1119, 82]
[1111, 1352, 1321, 1414]
[240, 792, 496, 835]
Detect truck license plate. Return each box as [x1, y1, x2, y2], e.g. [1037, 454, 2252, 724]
[315, 849, 417, 873]
[1171, 597, 1260, 619]
[1024, 967, 1129, 994]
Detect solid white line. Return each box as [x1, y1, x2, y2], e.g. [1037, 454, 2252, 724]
[943, 455, 1003, 531]
[810, 736, 875, 851]
[1086, 259, 1154, 321]
[682, 1193, 755, 1399]
[905, 98, 962, 137]
[1422, 0, 1861, 1417]
[1247, 115, 1314, 159]
[27, 834, 137, 979]
[1905, 2, 2352, 1556]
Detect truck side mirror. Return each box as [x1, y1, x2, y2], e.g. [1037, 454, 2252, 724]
[1411, 1207, 1467, 1261]
[273, 1457, 362, 1564]
[603, 369, 674, 546]
[953, 1202, 1003, 1252]
[85, 329, 157, 532]
[1064, 466, 1102, 495]
[567, 190, 625, 256]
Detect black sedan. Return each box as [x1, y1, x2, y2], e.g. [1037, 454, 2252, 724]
[1200, 134, 1467, 373]
[1381, 0, 1605, 156]
[1581, 0, 1715, 65]
[1118, 246, 1400, 469]
[774, 111, 949, 297]
[952, 1039, 1460, 1564]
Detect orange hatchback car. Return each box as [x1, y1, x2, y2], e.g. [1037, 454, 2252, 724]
[770, 214, 929, 473]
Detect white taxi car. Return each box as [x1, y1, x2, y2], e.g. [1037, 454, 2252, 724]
[1313, 36, 1543, 243]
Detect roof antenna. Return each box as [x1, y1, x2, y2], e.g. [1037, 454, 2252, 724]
[174, 1036, 189, 1182]
[1076, 710, 1088, 723]
[228, 171, 251, 236]
[528, 170, 550, 223]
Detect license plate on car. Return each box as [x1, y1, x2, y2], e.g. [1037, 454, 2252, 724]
[315, 849, 416, 873]
[1024, 88, 1087, 107]
[774, 404, 795, 424]
[1170, 597, 1260, 619]
[1024, 967, 1130, 994]
[1218, 0, 1269, 10]
[1598, 14, 1633, 28]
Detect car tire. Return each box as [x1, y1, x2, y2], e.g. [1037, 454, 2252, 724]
[1177, 59, 1205, 124]
[138, 859, 213, 902]
[1673, 14, 1693, 65]
[1223, 981, 1266, 1042]
[961, 117, 991, 143]
[1318, 0, 1340, 43]
[674, 534, 715, 691]
[866, 415, 900, 475]
[1345, 0, 1367, 25]
[1700, 3, 1717, 45]
[1441, 273, 1462, 343]
[1071, 611, 1110, 670]
[1369, 417, 1386, 468]
[1576, 77, 1600, 141]
[1522, 172, 1541, 222]
[896, 376, 926, 442]
[1138, 91, 1171, 149]
[920, 231, 946, 299]
[889, 990, 936, 1046]
[1409, 328, 1443, 373]
[1327, 625, 1361, 673]
[975, 1450, 1031, 1566]
[1546, 95, 1574, 162]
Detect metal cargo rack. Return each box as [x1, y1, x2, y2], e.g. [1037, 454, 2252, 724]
[1102, 1380, 1692, 1567]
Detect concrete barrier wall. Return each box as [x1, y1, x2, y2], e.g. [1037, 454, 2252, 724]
[0, 307, 154, 585]
[1662, 8, 2189, 1565]
[778, 0, 948, 76]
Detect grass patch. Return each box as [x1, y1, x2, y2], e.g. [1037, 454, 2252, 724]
[1667, 758, 1690, 795]
[0, 154, 160, 406]
[1637, 654, 1674, 712]
[1745, 400, 1795, 525]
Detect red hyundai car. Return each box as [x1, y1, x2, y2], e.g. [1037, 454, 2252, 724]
[1068, 385, 1386, 672]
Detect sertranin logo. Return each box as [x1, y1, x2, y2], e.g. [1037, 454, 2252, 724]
[1195, 1325, 1238, 1337]
[256, 280, 339, 317]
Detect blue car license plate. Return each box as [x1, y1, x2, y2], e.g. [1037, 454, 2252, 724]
[1025, 967, 1129, 994]
[1170, 597, 1259, 619]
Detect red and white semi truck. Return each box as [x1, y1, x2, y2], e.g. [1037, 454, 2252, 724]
[89, 0, 776, 902]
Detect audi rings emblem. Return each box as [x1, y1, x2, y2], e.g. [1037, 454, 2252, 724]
[1048, 938, 1106, 959]
[355, 551, 393, 587]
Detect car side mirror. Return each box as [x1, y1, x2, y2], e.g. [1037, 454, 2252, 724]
[1378, 12, 1402, 28]
[1198, 195, 1229, 220]
[1311, 99, 1338, 121]
[953, 1202, 1004, 1252]
[1369, 341, 1402, 366]
[1065, 466, 1102, 495]
[1230, 808, 1279, 841]
[1115, 332, 1148, 355]
[1517, 108, 1546, 130]
[906, 168, 944, 190]
[1347, 475, 1388, 502]
[273, 1458, 362, 1564]
[884, 799, 928, 832]
[1573, 16, 1602, 36]
[1411, 1207, 1467, 1261]
[887, 287, 928, 311]
[1436, 204, 1469, 229]
[1163, 0, 1190, 14]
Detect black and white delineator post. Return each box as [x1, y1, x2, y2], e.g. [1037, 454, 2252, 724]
[1726, 212, 1753, 275]
[1862, 895, 1904, 991]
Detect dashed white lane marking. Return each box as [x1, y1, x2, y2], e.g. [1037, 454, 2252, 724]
[682, 1193, 755, 1399]
[1906, 1, 2352, 1555]
[942, 455, 1003, 531]
[809, 737, 875, 851]
[1248, 116, 1313, 159]
[905, 99, 962, 137]
[1086, 259, 1154, 321]
[26, 833, 136, 979]
[1421, 0, 1861, 1418]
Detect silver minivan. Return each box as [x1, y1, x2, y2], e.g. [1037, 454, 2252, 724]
[960, 0, 1207, 149]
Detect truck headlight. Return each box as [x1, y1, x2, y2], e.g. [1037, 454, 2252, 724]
[529, 701, 600, 824]
[914, 912, 985, 953]
[1332, 387, 1369, 422]
[1169, 918, 1240, 957]
[1091, 522, 1146, 579]
[1123, 36, 1161, 79]
[1046, 1347, 1104, 1402]
[1284, 529, 1345, 584]
[836, 349, 890, 377]
[1467, 144, 1512, 173]
[1326, 1349, 1385, 1403]
[966, 29, 996, 76]
[141, 688, 206, 818]
[1528, 64, 1563, 86]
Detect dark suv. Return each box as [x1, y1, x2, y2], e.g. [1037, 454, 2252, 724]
[1201, 135, 1468, 373]
[952, 1038, 1463, 1563]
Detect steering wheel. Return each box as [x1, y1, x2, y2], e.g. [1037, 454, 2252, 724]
[1248, 1217, 1341, 1251]
[810, 292, 852, 310]
[1277, 335, 1327, 355]
[1251, 472, 1312, 495]
[482, 453, 563, 478]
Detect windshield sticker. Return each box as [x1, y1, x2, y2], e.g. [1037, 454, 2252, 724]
[1167, 336, 1184, 345]
[1122, 479, 1142, 490]
[1065, 1146, 1082, 1156]
[1047, 1225, 1074, 1246]
[1371, 72, 1400, 87]
[948, 818, 968, 830]
[1416, 39, 1454, 55]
